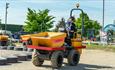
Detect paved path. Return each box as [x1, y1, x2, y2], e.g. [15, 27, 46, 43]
[0, 49, 115, 70]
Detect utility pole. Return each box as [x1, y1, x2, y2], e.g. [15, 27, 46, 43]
[102, 0, 105, 31]
[100, 0, 106, 45]
[0, 19, 1, 29]
[5, 3, 9, 34]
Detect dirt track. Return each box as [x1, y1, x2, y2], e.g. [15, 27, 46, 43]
[0, 49, 115, 70]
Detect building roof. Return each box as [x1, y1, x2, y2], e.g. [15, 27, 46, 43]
[0, 24, 23, 33]
[104, 24, 115, 32]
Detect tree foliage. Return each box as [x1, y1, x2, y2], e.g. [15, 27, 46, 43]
[75, 13, 102, 37]
[24, 8, 54, 33]
[54, 18, 65, 32]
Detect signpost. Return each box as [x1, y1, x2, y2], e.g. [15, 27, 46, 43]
[5, 3, 9, 34]
[100, 30, 107, 45]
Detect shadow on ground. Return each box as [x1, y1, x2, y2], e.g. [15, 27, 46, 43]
[0, 62, 22, 67]
[62, 63, 114, 70]
[40, 63, 114, 70]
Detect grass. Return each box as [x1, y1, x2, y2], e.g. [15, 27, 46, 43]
[86, 44, 115, 52]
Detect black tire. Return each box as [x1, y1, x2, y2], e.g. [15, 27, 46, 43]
[67, 50, 80, 66]
[27, 39, 32, 45]
[32, 49, 44, 66]
[1, 41, 7, 46]
[51, 51, 63, 68]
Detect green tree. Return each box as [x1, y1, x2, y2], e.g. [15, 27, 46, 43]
[24, 8, 54, 33]
[54, 18, 65, 32]
[75, 13, 102, 37]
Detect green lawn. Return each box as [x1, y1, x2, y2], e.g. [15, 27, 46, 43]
[86, 44, 115, 52]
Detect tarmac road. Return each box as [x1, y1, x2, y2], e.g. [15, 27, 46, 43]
[0, 49, 115, 70]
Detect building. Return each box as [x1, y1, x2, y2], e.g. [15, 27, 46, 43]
[0, 24, 23, 33]
[104, 24, 115, 43]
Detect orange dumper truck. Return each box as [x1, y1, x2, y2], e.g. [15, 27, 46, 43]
[21, 6, 86, 68]
[0, 35, 8, 46]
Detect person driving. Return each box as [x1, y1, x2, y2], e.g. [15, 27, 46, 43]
[65, 16, 77, 46]
[66, 16, 76, 39]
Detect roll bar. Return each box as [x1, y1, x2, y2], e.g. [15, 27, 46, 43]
[70, 8, 84, 38]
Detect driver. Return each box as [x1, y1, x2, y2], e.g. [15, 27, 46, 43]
[66, 16, 76, 39]
[65, 16, 77, 46]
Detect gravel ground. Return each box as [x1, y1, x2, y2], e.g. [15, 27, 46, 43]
[0, 49, 115, 70]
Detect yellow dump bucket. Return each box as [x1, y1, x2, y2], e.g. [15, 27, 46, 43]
[0, 35, 8, 41]
[21, 35, 31, 41]
[21, 32, 48, 41]
[31, 32, 66, 48]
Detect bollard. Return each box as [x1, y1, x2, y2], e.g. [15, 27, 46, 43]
[23, 48, 27, 51]
[0, 57, 7, 65]
[27, 48, 33, 52]
[26, 52, 32, 59]
[7, 46, 14, 50]
[14, 47, 24, 51]
[14, 54, 28, 61]
[0, 46, 7, 50]
[3, 55, 18, 63]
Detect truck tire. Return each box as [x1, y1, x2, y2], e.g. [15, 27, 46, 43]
[27, 39, 32, 45]
[32, 50, 44, 66]
[67, 50, 80, 66]
[51, 51, 63, 68]
[1, 41, 7, 46]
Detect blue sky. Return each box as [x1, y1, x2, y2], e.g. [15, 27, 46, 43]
[0, 0, 115, 27]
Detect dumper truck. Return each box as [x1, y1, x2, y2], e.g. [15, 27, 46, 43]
[0, 35, 9, 46]
[21, 4, 86, 68]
